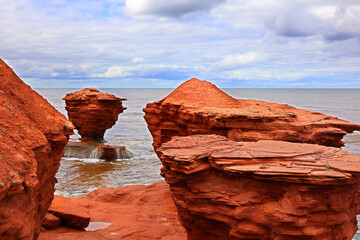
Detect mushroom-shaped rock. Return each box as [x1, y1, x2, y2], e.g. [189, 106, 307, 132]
[0, 59, 73, 239]
[158, 134, 360, 240]
[64, 88, 126, 140]
[143, 78, 360, 149]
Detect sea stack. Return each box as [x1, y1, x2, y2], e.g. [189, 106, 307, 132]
[143, 78, 360, 239]
[0, 59, 73, 239]
[64, 88, 126, 141]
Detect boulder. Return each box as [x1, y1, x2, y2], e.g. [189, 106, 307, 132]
[42, 213, 61, 229]
[48, 196, 90, 229]
[64, 88, 126, 140]
[0, 59, 73, 239]
[158, 134, 360, 240]
[63, 141, 133, 160]
[144, 78, 360, 150]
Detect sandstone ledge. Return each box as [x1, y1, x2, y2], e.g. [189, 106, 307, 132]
[158, 134, 360, 239]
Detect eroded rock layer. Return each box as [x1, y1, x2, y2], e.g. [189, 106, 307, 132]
[0, 59, 73, 239]
[64, 88, 126, 140]
[144, 78, 360, 149]
[158, 134, 360, 240]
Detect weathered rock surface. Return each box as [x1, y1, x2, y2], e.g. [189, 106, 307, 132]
[39, 181, 186, 240]
[48, 196, 91, 229]
[158, 134, 360, 240]
[144, 78, 360, 149]
[42, 213, 62, 229]
[64, 141, 133, 160]
[0, 59, 73, 239]
[64, 88, 126, 140]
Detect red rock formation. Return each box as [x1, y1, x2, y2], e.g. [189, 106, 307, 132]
[0, 59, 73, 239]
[48, 196, 90, 229]
[64, 88, 126, 140]
[144, 78, 360, 239]
[39, 181, 186, 240]
[42, 213, 61, 229]
[144, 78, 360, 149]
[158, 134, 360, 240]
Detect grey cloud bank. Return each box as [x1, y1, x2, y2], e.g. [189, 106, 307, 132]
[0, 0, 359, 88]
[125, 0, 226, 18]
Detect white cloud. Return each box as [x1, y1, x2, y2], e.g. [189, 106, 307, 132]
[131, 57, 145, 63]
[92, 66, 134, 78]
[92, 64, 188, 79]
[125, 0, 226, 19]
[1, 0, 360, 87]
[213, 0, 360, 41]
[218, 52, 265, 69]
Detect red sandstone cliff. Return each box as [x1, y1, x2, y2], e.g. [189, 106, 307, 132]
[143, 78, 360, 240]
[144, 78, 360, 149]
[64, 88, 126, 140]
[0, 59, 73, 239]
[158, 134, 360, 239]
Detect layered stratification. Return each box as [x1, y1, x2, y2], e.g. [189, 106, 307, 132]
[144, 78, 360, 149]
[64, 88, 126, 140]
[158, 134, 360, 239]
[0, 59, 73, 239]
[144, 78, 360, 240]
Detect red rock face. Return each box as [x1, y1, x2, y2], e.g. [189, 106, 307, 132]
[158, 134, 360, 240]
[0, 59, 73, 239]
[143, 78, 360, 240]
[39, 181, 186, 240]
[144, 78, 360, 150]
[64, 88, 126, 140]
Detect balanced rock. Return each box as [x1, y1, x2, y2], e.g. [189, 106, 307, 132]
[0, 59, 73, 239]
[158, 134, 360, 239]
[144, 78, 360, 149]
[64, 88, 126, 140]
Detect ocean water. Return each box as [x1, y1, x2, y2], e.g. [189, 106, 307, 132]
[37, 88, 360, 238]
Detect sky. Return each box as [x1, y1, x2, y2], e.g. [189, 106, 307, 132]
[1, 0, 360, 88]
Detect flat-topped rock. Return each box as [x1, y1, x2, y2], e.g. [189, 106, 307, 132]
[144, 78, 360, 149]
[158, 134, 360, 239]
[64, 88, 126, 140]
[159, 134, 360, 184]
[48, 196, 90, 229]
